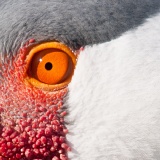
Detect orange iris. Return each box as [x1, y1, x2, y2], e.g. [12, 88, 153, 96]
[26, 42, 77, 90]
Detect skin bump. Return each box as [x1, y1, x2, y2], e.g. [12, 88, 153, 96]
[0, 40, 70, 160]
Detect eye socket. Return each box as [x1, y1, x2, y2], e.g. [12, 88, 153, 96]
[25, 42, 77, 90]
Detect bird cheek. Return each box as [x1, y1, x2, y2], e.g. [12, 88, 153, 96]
[0, 49, 70, 159]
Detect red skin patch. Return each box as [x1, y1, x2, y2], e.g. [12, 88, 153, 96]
[0, 40, 70, 160]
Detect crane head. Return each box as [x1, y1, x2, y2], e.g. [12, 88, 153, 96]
[1, 0, 160, 160]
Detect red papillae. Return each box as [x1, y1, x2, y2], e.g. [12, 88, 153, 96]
[0, 40, 70, 160]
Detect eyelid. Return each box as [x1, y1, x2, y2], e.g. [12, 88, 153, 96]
[24, 42, 77, 91]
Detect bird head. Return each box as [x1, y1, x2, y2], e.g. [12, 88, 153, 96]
[1, 1, 160, 160]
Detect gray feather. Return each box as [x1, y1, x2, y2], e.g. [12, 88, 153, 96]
[0, 0, 160, 57]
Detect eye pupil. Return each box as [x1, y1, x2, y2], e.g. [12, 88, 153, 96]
[45, 62, 53, 71]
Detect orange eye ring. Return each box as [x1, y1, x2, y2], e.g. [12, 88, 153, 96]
[25, 42, 77, 91]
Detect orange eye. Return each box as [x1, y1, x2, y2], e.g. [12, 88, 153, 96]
[30, 48, 73, 85]
[25, 42, 77, 90]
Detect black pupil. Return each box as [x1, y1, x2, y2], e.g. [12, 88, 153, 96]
[45, 62, 53, 70]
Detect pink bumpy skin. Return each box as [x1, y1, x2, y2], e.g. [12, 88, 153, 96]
[0, 40, 70, 160]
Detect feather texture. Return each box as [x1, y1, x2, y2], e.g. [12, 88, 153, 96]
[67, 12, 160, 160]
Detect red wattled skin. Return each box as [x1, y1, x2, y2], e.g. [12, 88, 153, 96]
[0, 40, 70, 160]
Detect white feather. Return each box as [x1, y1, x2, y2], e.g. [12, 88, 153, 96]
[67, 12, 160, 160]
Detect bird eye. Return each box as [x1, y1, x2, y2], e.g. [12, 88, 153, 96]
[25, 42, 77, 90]
[30, 48, 73, 85]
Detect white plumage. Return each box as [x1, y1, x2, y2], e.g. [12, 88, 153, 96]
[67, 12, 160, 160]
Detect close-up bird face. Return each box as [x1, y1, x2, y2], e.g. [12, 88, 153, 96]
[0, 40, 73, 159]
[1, 0, 160, 160]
